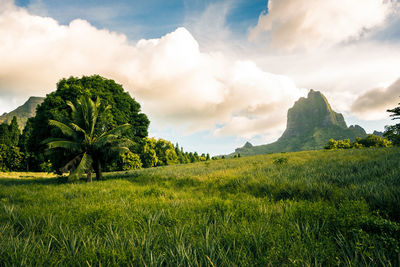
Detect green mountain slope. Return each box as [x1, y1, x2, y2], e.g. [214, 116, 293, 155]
[0, 96, 44, 129]
[235, 90, 366, 156]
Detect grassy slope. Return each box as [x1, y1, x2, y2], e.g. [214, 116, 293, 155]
[0, 148, 400, 266]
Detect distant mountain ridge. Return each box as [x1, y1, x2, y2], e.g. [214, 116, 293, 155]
[0, 96, 44, 129]
[234, 90, 366, 156]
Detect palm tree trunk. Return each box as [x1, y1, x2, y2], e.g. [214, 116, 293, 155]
[87, 169, 92, 183]
[95, 160, 102, 181]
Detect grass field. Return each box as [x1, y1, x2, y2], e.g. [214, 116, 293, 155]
[0, 148, 400, 266]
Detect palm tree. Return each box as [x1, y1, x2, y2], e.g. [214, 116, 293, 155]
[44, 95, 132, 182]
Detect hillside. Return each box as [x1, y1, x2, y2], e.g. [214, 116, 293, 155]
[0, 96, 44, 129]
[0, 148, 399, 265]
[235, 90, 366, 156]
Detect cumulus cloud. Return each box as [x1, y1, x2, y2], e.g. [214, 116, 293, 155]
[0, 1, 303, 139]
[351, 78, 400, 120]
[249, 0, 396, 51]
[250, 40, 400, 114]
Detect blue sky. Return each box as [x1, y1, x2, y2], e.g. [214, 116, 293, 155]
[1, 0, 400, 155]
[15, 0, 267, 39]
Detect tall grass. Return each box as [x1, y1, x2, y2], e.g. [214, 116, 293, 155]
[0, 147, 399, 266]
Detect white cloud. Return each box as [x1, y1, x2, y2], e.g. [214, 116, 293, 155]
[0, 1, 303, 139]
[247, 39, 400, 117]
[351, 78, 400, 120]
[249, 0, 396, 51]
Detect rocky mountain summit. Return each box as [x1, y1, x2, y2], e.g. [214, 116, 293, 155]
[0, 96, 44, 129]
[234, 90, 366, 156]
[280, 90, 347, 139]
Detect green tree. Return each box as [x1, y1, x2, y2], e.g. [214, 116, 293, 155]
[26, 75, 149, 171]
[0, 144, 8, 171]
[188, 152, 195, 163]
[0, 123, 10, 145]
[8, 116, 20, 146]
[120, 151, 142, 171]
[141, 137, 158, 168]
[355, 134, 392, 148]
[337, 139, 351, 149]
[44, 96, 132, 182]
[155, 139, 178, 166]
[384, 101, 400, 145]
[0, 144, 24, 171]
[193, 152, 199, 162]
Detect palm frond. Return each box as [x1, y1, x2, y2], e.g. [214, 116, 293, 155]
[42, 137, 69, 145]
[46, 140, 81, 151]
[110, 146, 130, 154]
[49, 120, 76, 138]
[70, 122, 87, 136]
[67, 100, 83, 126]
[66, 100, 77, 119]
[97, 123, 132, 141]
[89, 97, 101, 138]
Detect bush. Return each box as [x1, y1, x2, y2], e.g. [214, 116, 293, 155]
[337, 139, 351, 149]
[325, 135, 392, 150]
[325, 139, 337, 149]
[273, 157, 288, 165]
[121, 152, 142, 170]
[0, 144, 24, 171]
[355, 134, 392, 148]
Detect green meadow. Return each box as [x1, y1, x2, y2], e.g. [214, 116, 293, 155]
[0, 148, 399, 266]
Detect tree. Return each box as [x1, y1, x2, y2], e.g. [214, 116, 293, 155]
[384, 101, 400, 145]
[8, 116, 20, 146]
[120, 151, 142, 171]
[155, 138, 178, 166]
[0, 144, 24, 171]
[355, 135, 391, 148]
[0, 122, 10, 145]
[337, 139, 351, 149]
[26, 75, 149, 171]
[0, 117, 19, 146]
[44, 95, 132, 182]
[325, 135, 392, 150]
[141, 137, 158, 168]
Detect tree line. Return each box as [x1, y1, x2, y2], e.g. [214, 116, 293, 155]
[325, 134, 392, 150]
[0, 117, 24, 171]
[0, 76, 212, 178]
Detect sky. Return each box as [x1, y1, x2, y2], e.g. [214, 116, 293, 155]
[0, 0, 400, 155]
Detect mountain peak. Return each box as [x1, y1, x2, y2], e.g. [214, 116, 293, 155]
[0, 96, 44, 129]
[280, 89, 347, 140]
[235, 141, 253, 153]
[233, 89, 366, 156]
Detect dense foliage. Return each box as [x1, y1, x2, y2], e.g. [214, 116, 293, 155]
[0, 148, 399, 265]
[139, 138, 210, 168]
[24, 75, 150, 172]
[44, 95, 133, 182]
[0, 76, 209, 173]
[0, 117, 25, 171]
[384, 100, 400, 145]
[0, 116, 20, 146]
[325, 134, 392, 149]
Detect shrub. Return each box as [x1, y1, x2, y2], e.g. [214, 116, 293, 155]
[273, 157, 288, 165]
[121, 151, 142, 170]
[325, 135, 392, 150]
